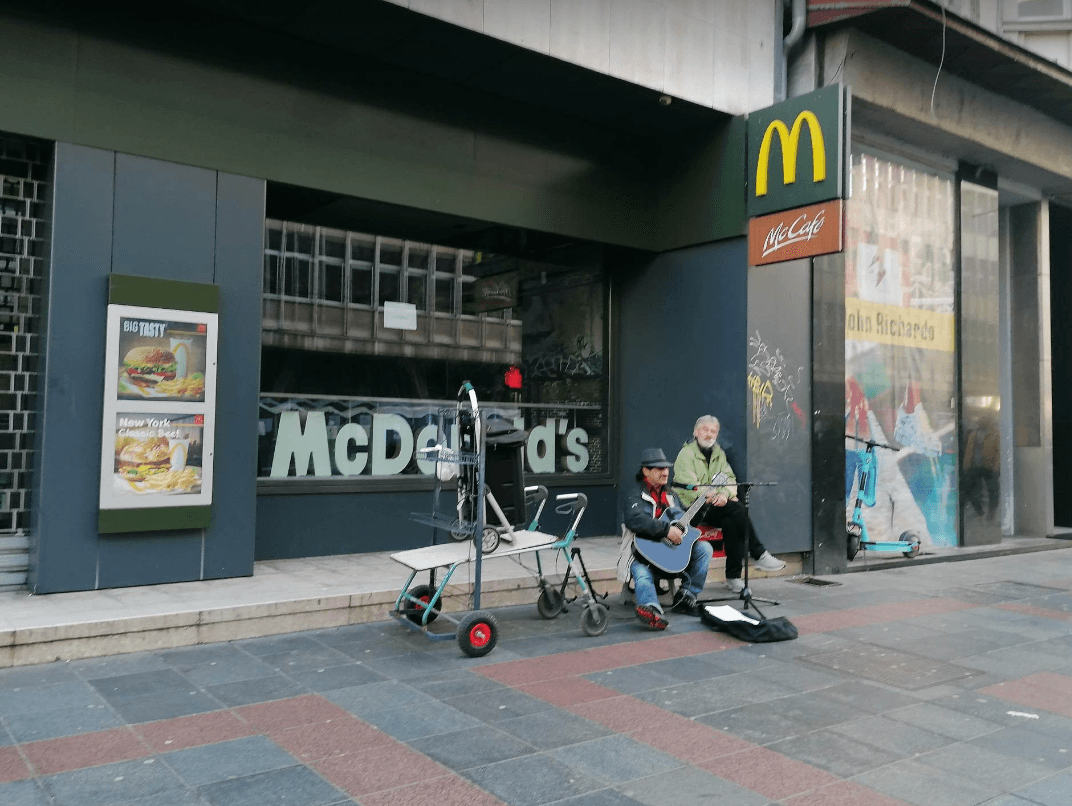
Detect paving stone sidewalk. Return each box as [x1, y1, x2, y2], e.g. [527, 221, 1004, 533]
[1, 548, 1072, 806]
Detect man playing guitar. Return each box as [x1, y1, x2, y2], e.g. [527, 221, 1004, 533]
[624, 448, 714, 629]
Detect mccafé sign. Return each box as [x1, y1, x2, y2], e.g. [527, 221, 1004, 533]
[747, 85, 845, 219]
[748, 199, 843, 266]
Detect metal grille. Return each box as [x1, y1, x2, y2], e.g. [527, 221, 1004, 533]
[0, 133, 49, 590]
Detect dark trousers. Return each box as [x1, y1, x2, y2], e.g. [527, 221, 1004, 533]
[695, 500, 767, 579]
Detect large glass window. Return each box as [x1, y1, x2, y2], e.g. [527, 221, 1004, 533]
[845, 154, 959, 549]
[259, 221, 609, 484]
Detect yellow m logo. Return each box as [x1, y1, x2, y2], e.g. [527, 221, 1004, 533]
[755, 111, 826, 197]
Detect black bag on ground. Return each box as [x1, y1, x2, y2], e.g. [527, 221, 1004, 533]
[699, 606, 797, 643]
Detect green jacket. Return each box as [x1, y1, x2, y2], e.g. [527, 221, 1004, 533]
[672, 439, 737, 508]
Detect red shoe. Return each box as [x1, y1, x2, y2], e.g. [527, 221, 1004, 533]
[636, 605, 668, 630]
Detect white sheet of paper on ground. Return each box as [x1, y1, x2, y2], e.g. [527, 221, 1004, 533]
[703, 605, 760, 625]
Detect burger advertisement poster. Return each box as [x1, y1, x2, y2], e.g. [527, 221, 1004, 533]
[99, 303, 218, 518]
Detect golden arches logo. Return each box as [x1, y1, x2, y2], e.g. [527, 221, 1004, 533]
[755, 111, 826, 197]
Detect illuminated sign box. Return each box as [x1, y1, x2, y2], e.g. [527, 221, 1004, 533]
[747, 85, 846, 218]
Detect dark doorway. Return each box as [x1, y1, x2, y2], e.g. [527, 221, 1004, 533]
[1052, 204, 1072, 527]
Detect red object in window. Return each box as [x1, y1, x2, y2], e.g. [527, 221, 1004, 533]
[197, 324, 207, 333]
[194, 415, 204, 425]
[504, 365, 522, 390]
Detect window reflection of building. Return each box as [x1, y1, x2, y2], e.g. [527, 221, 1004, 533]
[259, 221, 608, 481]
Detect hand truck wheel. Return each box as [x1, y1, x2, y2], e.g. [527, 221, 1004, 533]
[403, 584, 442, 625]
[457, 610, 499, 657]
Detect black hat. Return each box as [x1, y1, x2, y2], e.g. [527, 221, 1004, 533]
[639, 448, 672, 468]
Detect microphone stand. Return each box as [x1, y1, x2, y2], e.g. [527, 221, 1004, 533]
[697, 481, 779, 620]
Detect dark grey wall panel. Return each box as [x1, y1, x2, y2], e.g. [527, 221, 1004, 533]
[111, 154, 218, 284]
[617, 240, 748, 521]
[811, 251, 847, 575]
[746, 260, 812, 554]
[96, 153, 217, 586]
[29, 143, 114, 593]
[255, 485, 617, 560]
[205, 173, 264, 579]
[32, 145, 265, 592]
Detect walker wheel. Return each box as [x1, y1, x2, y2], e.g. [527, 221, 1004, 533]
[536, 587, 565, 619]
[900, 530, 921, 559]
[581, 603, 609, 637]
[481, 526, 501, 554]
[457, 611, 498, 657]
[404, 584, 441, 625]
[449, 518, 469, 542]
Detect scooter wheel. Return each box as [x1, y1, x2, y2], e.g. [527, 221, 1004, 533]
[900, 530, 921, 559]
[581, 603, 609, 637]
[847, 533, 861, 561]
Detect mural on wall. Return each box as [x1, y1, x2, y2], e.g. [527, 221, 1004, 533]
[845, 154, 959, 548]
[747, 330, 806, 441]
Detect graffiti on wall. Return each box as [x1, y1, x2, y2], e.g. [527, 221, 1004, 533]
[747, 330, 806, 441]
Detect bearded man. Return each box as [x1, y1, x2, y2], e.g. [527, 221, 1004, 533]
[673, 415, 785, 592]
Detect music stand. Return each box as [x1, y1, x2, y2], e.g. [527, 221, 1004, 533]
[696, 481, 779, 620]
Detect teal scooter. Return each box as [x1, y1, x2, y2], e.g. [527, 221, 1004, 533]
[846, 434, 922, 561]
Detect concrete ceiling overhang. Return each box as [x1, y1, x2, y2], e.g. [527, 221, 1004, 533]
[79, 0, 728, 139]
[808, 0, 1072, 129]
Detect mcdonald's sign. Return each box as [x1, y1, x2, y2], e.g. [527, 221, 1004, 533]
[747, 85, 845, 218]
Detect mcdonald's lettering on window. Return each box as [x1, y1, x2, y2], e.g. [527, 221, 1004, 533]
[747, 85, 846, 218]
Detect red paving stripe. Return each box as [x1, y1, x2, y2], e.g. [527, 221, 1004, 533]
[0, 746, 31, 784]
[979, 675, 1072, 718]
[358, 775, 506, 806]
[782, 780, 914, 806]
[134, 710, 256, 752]
[794, 597, 975, 635]
[1026, 671, 1072, 695]
[478, 629, 736, 685]
[232, 693, 352, 731]
[514, 676, 621, 707]
[699, 746, 841, 801]
[996, 601, 1072, 622]
[269, 717, 385, 763]
[313, 743, 455, 798]
[21, 727, 150, 775]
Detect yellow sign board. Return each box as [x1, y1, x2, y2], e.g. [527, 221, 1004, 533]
[846, 298, 954, 352]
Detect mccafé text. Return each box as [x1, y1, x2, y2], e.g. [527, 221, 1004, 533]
[762, 208, 825, 258]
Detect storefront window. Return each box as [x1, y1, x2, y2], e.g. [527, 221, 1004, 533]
[259, 221, 609, 483]
[845, 154, 959, 548]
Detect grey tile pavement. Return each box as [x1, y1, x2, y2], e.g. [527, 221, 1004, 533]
[0, 544, 1068, 805]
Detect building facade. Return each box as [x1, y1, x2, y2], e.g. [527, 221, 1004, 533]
[0, 0, 1067, 593]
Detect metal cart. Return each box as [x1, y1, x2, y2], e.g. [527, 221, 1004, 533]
[389, 382, 609, 657]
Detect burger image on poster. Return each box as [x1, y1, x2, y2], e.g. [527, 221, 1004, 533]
[116, 436, 172, 481]
[122, 346, 177, 388]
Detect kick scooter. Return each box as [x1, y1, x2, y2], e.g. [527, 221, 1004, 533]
[846, 434, 921, 561]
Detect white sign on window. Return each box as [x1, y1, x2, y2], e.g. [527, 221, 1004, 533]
[383, 301, 417, 330]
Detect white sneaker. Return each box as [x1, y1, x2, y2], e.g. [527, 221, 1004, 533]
[725, 577, 745, 593]
[753, 551, 786, 572]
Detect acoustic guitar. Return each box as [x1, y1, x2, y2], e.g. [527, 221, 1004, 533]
[631, 474, 727, 574]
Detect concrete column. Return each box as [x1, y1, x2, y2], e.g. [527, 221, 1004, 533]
[1009, 201, 1054, 536]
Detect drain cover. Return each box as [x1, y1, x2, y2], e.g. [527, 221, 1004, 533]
[800, 645, 973, 690]
[787, 577, 843, 587]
